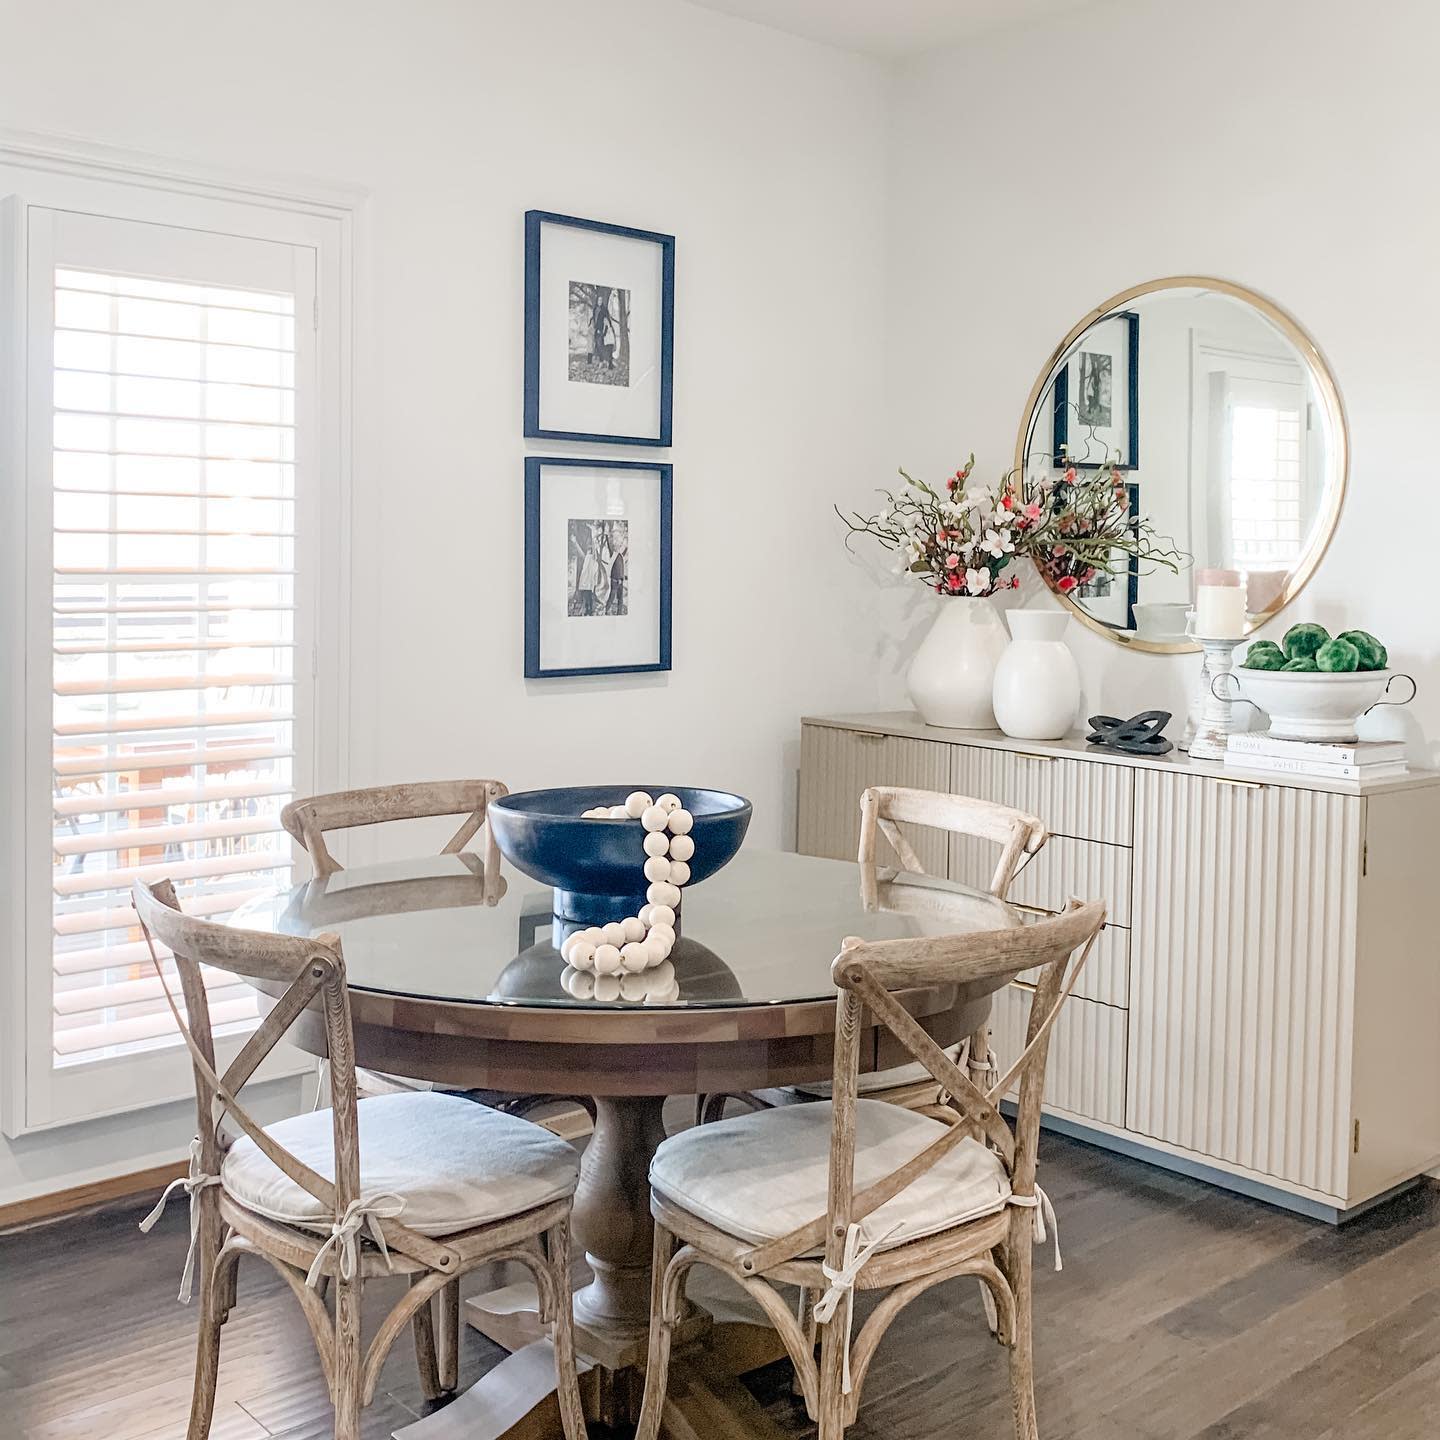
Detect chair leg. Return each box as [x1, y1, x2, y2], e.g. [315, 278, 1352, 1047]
[1006, 1227, 1039, 1440]
[634, 1223, 680, 1440]
[333, 1275, 364, 1440]
[412, 1284, 444, 1403]
[186, 1195, 225, 1440]
[546, 1220, 588, 1440]
[793, 1286, 818, 1397]
[815, 1300, 850, 1440]
[437, 1277, 460, 1394]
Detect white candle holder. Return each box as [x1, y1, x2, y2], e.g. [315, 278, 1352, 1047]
[1188, 634, 1244, 762]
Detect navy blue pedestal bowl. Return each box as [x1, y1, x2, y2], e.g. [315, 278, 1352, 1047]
[487, 786, 752, 923]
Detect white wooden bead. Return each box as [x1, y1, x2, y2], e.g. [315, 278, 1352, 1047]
[620, 971, 651, 1001]
[621, 915, 646, 943]
[594, 974, 622, 1003]
[648, 924, 675, 953]
[593, 943, 622, 975]
[666, 808, 693, 836]
[667, 834, 695, 862]
[647, 903, 676, 929]
[643, 831, 670, 858]
[643, 856, 672, 884]
[641, 805, 668, 832]
[625, 791, 654, 818]
[657, 793, 682, 814]
[564, 967, 596, 999]
[638, 903, 654, 926]
[581, 926, 605, 945]
[620, 941, 651, 973]
[601, 922, 627, 947]
[566, 939, 596, 970]
[668, 861, 691, 887]
[650, 959, 675, 988]
[647, 880, 681, 908]
[607, 805, 630, 820]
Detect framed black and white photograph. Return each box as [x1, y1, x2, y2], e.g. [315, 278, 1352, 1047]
[525, 211, 674, 446]
[525, 457, 672, 678]
[1053, 310, 1139, 470]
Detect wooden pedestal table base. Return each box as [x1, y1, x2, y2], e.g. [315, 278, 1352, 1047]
[462, 1095, 796, 1437]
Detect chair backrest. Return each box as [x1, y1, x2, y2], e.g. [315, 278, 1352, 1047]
[733, 898, 1106, 1276]
[132, 879, 452, 1273]
[857, 785, 1047, 899]
[281, 779, 508, 879]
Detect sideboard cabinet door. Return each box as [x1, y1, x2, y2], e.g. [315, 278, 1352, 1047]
[1128, 770, 1362, 1198]
[797, 723, 951, 871]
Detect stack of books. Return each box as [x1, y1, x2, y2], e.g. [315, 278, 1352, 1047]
[1224, 732, 1408, 786]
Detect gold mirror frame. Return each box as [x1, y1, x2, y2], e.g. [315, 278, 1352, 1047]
[1014, 275, 1349, 655]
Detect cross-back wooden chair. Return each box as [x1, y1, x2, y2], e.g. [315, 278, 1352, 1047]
[132, 879, 587, 1440]
[640, 898, 1106, 1440]
[280, 779, 507, 881]
[697, 785, 1047, 1123]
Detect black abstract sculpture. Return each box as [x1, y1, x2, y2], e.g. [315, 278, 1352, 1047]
[1086, 710, 1174, 755]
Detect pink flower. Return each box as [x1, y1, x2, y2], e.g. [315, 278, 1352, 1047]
[935, 530, 946, 544]
[945, 570, 963, 593]
[1057, 575, 1078, 593]
[945, 553, 960, 569]
[1024, 502, 1043, 521]
[1052, 544, 1067, 558]
[1064, 467, 1078, 483]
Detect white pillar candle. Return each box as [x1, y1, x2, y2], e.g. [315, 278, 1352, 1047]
[1194, 568, 1246, 639]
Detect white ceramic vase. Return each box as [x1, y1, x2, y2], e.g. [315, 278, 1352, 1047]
[992, 610, 1081, 740]
[906, 596, 1009, 729]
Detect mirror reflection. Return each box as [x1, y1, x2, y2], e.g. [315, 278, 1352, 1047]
[1020, 281, 1346, 650]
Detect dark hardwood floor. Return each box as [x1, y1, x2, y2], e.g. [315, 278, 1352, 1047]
[2, 1124, 1438, 1440]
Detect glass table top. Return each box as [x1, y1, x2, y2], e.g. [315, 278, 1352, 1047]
[228, 849, 1019, 1011]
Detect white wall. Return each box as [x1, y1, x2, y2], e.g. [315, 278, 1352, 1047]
[886, 0, 1440, 757]
[0, 0, 892, 1205]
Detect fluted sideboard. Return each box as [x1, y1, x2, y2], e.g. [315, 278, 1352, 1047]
[797, 712, 1440, 1220]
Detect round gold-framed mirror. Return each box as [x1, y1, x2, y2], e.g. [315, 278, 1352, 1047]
[1014, 276, 1348, 654]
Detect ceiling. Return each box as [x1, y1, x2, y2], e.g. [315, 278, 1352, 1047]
[684, 0, 1106, 57]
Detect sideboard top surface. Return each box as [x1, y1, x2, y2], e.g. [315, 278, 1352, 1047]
[802, 712, 1440, 797]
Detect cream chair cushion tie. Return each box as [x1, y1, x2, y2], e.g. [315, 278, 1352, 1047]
[138, 1136, 222, 1303]
[813, 1221, 901, 1393]
[304, 1192, 407, 1288]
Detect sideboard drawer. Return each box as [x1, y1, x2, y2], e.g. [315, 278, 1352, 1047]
[955, 743, 1133, 846]
[797, 722, 950, 871]
[1018, 919, 1129, 1009]
[954, 832, 1132, 928]
[989, 984, 1127, 1128]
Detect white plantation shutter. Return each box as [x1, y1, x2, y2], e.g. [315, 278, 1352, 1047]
[49, 266, 299, 1064]
[9, 200, 335, 1131]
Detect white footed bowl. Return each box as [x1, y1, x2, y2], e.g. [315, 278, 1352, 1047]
[1226, 668, 1411, 743]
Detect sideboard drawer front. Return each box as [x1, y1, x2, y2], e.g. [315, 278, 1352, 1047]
[955, 832, 1132, 928]
[797, 723, 951, 871]
[990, 984, 1127, 1128]
[1019, 920, 1129, 1009]
[955, 743, 1133, 846]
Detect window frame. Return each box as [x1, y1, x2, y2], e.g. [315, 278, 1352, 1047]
[0, 145, 355, 1136]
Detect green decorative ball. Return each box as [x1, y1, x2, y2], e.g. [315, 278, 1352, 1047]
[1281, 657, 1318, 672]
[1315, 637, 1360, 673]
[1282, 622, 1330, 662]
[1337, 629, 1387, 671]
[1243, 643, 1286, 671]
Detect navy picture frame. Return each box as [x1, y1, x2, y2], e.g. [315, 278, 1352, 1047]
[524, 456, 673, 678]
[524, 210, 675, 447]
[1052, 310, 1140, 471]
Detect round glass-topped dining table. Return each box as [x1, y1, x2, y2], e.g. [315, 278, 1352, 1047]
[230, 849, 1019, 1436]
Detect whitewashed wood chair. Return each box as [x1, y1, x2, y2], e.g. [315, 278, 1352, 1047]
[639, 898, 1106, 1440]
[281, 779, 591, 1131]
[697, 786, 1047, 1123]
[132, 878, 588, 1440]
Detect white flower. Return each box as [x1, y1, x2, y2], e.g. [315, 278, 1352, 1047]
[981, 527, 1015, 559]
[967, 483, 994, 507]
[965, 567, 991, 596]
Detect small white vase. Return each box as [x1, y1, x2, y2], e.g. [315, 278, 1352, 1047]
[992, 610, 1081, 740]
[906, 596, 1009, 729]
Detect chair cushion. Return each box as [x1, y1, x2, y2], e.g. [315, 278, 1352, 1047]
[788, 1045, 963, 1098]
[221, 1091, 579, 1236]
[650, 1098, 1010, 1251]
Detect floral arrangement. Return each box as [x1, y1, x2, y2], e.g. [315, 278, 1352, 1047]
[839, 451, 1185, 597]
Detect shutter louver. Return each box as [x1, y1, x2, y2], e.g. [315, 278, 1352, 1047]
[50, 268, 298, 1066]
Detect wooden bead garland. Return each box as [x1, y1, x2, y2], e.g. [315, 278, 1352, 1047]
[561, 791, 694, 979]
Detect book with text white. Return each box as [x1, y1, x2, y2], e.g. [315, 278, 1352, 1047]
[1223, 751, 1408, 781]
[1226, 733, 1406, 766]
